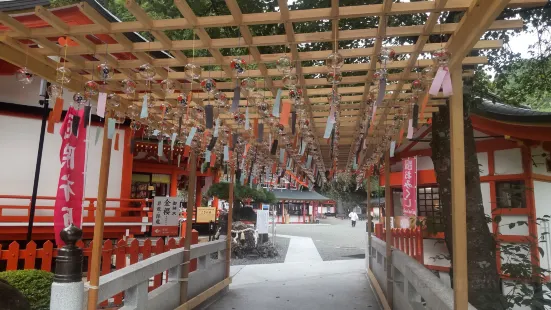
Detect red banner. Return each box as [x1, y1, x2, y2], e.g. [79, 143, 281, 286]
[401, 157, 417, 217]
[54, 107, 87, 245]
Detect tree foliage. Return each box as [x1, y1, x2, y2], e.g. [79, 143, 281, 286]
[207, 182, 276, 204]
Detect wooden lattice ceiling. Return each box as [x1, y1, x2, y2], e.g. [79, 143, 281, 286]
[0, 0, 545, 177]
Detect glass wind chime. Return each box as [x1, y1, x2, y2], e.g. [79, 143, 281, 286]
[325, 50, 344, 174]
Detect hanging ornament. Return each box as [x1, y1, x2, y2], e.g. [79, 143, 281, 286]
[277, 124, 285, 135]
[15, 67, 34, 85]
[429, 48, 453, 96]
[84, 80, 99, 97]
[161, 79, 176, 94]
[184, 63, 201, 80]
[373, 68, 387, 80]
[411, 79, 424, 95]
[289, 88, 302, 102]
[72, 92, 89, 106]
[47, 84, 63, 99]
[366, 90, 377, 105]
[200, 78, 217, 94]
[233, 112, 246, 125]
[257, 101, 269, 113]
[96, 63, 113, 81]
[276, 55, 293, 73]
[326, 71, 342, 85]
[378, 47, 396, 63]
[326, 52, 344, 70]
[432, 48, 451, 66]
[177, 94, 188, 107]
[121, 79, 137, 95]
[230, 57, 246, 75]
[327, 90, 341, 104]
[249, 92, 264, 105]
[107, 93, 121, 108]
[56, 66, 72, 84]
[421, 66, 434, 86]
[240, 77, 256, 92]
[138, 63, 156, 81]
[282, 74, 298, 89]
[214, 91, 228, 107]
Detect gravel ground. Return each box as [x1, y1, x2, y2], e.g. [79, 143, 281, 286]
[230, 236, 290, 266]
[275, 217, 368, 261]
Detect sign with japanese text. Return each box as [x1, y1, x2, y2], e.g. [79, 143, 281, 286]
[196, 207, 216, 223]
[256, 210, 269, 234]
[401, 157, 418, 217]
[152, 197, 182, 236]
[54, 107, 87, 245]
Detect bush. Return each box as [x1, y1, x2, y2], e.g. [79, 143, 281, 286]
[0, 270, 54, 310]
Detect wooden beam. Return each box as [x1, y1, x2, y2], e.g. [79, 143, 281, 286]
[77, 2, 111, 32]
[0, 11, 30, 36]
[35, 6, 69, 33]
[180, 151, 197, 304]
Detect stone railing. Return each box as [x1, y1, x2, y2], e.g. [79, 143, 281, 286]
[368, 236, 476, 310]
[85, 239, 228, 310]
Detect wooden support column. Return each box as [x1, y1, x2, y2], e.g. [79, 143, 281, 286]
[180, 151, 197, 304]
[170, 170, 178, 197]
[225, 164, 235, 279]
[450, 67, 468, 309]
[367, 173, 373, 269]
[384, 151, 393, 309]
[87, 111, 113, 310]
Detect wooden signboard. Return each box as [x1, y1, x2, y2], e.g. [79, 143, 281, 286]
[196, 207, 217, 223]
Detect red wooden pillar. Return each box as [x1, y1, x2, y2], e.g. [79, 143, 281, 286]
[212, 172, 220, 209]
[170, 170, 178, 197]
[302, 202, 306, 223]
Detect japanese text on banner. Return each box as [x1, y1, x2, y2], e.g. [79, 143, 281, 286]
[401, 157, 417, 217]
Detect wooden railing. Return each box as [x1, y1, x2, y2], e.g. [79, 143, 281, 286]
[0, 233, 198, 307]
[374, 223, 424, 264]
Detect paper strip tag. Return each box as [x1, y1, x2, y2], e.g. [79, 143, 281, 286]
[107, 118, 116, 139]
[95, 127, 102, 145]
[205, 150, 211, 163]
[280, 102, 291, 125]
[140, 95, 148, 118]
[245, 107, 250, 130]
[307, 155, 312, 168]
[323, 119, 333, 139]
[230, 87, 240, 113]
[375, 78, 386, 106]
[214, 118, 220, 137]
[171, 133, 177, 150]
[272, 88, 282, 117]
[390, 141, 396, 158]
[185, 127, 197, 145]
[223, 145, 229, 161]
[279, 149, 285, 164]
[97, 92, 107, 118]
[205, 105, 214, 129]
[407, 119, 414, 139]
[158, 139, 163, 157]
[430, 67, 446, 96]
[300, 140, 307, 155]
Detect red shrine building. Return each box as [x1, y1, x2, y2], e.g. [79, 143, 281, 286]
[379, 100, 551, 292]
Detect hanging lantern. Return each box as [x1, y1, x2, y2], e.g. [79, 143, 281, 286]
[84, 80, 100, 97]
[47, 84, 63, 99]
[240, 77, 257, 91]
[326, 71, 342, 85]
[96, 63, 113, 81]
[282, 74, 298, 89]
[214, 91, 228, 107]
[161, 79, 176, 94]
[432, 48, 451, 65]
[326, 52, 344, 70]
[378, 47, 396, 63]
[276, 55, 293, 73]
[107, 93, 121, 108]
[56, 66, 72, 84]
[200, 78, 217, 94]
[373, 68, 387, 80]
[230, 57, 246, 75]
[138, 63, 156, 81]
[72, 92, 89, 106]
[184, 63, 201, 80]
[121, 79, 137, 95]
[15, 67, 34, 85]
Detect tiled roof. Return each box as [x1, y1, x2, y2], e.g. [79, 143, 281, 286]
[0, 0, 50, 12]
[272, 189, 330, 201]
[473, 99, 551, 124]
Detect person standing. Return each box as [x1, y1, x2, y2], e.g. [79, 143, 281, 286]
[349, 210, 359, 227]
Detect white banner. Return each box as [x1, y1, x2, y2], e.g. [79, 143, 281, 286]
[256, 210, 270, 234]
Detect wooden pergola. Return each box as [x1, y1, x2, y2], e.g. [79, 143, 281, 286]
[0, 0, 546, 309]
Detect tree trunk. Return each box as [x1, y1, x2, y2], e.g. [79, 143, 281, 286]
[336, 198, 345, 214]
[431, 103, 504, 309]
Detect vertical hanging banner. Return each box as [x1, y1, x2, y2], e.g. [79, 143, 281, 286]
[54, 107, 87, 245]
[401, 157, 418, 217]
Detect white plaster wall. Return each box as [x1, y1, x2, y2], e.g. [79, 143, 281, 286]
[417, 155, 434, 170]
[393, 190, 402, 216]
[495, 148, 524, 175]
[480, 182, 493, 233]
[532, 145, 551, 176]
[499, 215, 530, 236]
[478, 152, 489, 176]
[534, 180, 551, 273]
[0, 115, 124, 216]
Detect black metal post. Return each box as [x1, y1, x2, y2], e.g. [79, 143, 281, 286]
[27, 84, 50, 242]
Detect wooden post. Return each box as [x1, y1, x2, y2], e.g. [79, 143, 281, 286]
[384, 151, 393, 308]
[366, 173, 373, 269]
[450, 66, 468, 309]
[87, 112, 113, 310]
[225, 164, 235, 278]
[179, 151, 197, 304]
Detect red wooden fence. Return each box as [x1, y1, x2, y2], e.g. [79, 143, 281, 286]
[373, 223, 424, 264]
[0, 231, 199, 306]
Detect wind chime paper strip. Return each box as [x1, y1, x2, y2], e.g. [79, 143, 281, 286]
[207, 137, 217, 151]
[83, 105, 91, 128]
[375, 78, 386, 106]
[245, 107, 250, 130]
[171, 133, 177, 150]
[307, 155, 312, 168]
[270, 139, 278, 155]
[205, 105, 214, 129]
[230, 87, 240, 113]
[205, 150, 211, 162]
[140, 95, 148, 118]
[279, 149, 285, 164]
[429, 67, 453, 96]
[177, 154, 181, 167]
[210, 153, 216, 167]
[213, 118, 220, 137]
[328, 104, 336, 124]
[412, 103, 419, 128]
[107, 118, 116, 139]
[253, 118, 259, 137]
[280, 102, 291, 125]
[407, 119, 414, 139]
[291, 112, 297, 134]
[232, 133, 238, 150]
[185, 127, 197, 145]
[240, 172, 246, 185]
[114, 132, 120, 151]
[352, 156, 358, 169]
[224, 145, 229, 161]
[272, 88, 282, 117]
[257, 123, 264, 142]
[390, 141, 396, 158]
[158, 139, 164, 157]
[96, 92, 107, 118]
[52, 98, 63, 123]
[371, 105, 377, 121]
[323, 119, 334, 139]
[95, 127, 102, 145]
[300, 140, 307, 155]
[71, 115, 80, 137]
[130, 139, 135, 154]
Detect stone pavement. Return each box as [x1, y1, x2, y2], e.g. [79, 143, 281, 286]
[204, 221, 381, 310]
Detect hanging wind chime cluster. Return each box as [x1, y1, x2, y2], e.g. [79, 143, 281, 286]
[325, 51, 344, 174]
